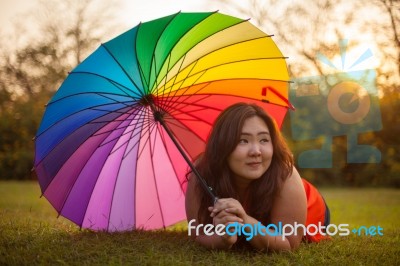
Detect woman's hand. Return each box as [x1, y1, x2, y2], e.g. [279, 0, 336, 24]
[207, 198, 248, 247]
[210, 198, 248, 221]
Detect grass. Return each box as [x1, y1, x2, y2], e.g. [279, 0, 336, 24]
[0, 181, 399, 265]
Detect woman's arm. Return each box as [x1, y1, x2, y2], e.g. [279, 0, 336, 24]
[269, 166, 307, 250]
[185, 174, 241, 249]
[211, 167, 307, 251]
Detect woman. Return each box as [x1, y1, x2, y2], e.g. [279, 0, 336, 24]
[185, 103, 329, 251]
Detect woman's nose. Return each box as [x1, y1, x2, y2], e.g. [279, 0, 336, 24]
[249, 144, 261, 156]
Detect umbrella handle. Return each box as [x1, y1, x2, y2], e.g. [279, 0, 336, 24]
[151, 106, 218, 203]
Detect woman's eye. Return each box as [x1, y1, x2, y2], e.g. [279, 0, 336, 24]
[239, 139, 248, 144]
[260, 138, 269, 143]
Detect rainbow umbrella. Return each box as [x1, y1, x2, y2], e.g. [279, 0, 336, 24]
[34, 12, 292, 232]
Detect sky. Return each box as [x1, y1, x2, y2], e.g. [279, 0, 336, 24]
[0, 0, 384, 76]
[0, 0, 227, 31]
[1, 0, 36, 27]
[119, 0, 216, 25]
[0, 0, 237, 48]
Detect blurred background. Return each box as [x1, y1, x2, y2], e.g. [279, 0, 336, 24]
[1, 0, 399, 187]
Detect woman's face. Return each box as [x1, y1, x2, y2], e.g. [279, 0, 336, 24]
[227, 116, 273, 187]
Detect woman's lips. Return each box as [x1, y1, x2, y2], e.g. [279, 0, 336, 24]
[246, 162, 261, 167]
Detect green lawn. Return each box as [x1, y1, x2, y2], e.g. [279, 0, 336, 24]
[0, 181, 399, 265]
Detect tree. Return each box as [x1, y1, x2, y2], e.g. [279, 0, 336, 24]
[209, 0, 400, 187]
[210, 0, 399, 83]
[0, 0, 121, 180]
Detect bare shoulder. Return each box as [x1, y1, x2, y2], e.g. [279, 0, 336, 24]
[268, 167, 306, 247]
[276, 167, 306, 204]
[270, 167, 307, 247]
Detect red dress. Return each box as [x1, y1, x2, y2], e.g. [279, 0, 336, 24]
[302, 179, 330, 242]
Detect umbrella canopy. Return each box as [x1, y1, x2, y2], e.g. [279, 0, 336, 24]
[34, 11, 292, 232]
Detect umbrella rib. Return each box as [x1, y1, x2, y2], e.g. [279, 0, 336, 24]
[161, 117, 210, 147]
[105, 113, 135, 232]
[158, 59, 203, 112]
[157, 126, 187, 195]
[166, 90, 291, 117]
[159, 68, 208, 113]
[36, 94, 138, 140]
[121, 107, 157, 161]
[157, 99, 217, 147]
[157, 82, 212, 117]
[153, 34, 276, 96]
[46, 89, 139, 109]
[121, 122, 154, 160]
[98, 105, 150, 149]
[130, 119, 161, 228]
[135, 112, 158, 160]
[106, 111, 154, 156]
[162, 109, 213, 139]
[148, 11, 181, 97]
[35, 104, 138, 167]
[170, 77, 290, 97]
[162, 78, 292, 114]
[81, 118, 132, 231]
[123, 109, 161, 228]
[101, 44, 146, 98]
[91, 115, 143, 137]
[118, 107, 146, 160]
[133, 23, 151, 96]
[168, 82, 211, 102]
[152, 35, 285, 101]
[150, 11, 216, 95]
[94, 93, 137, 106]
[160, 119, 191, 134]
[156, 52, 173, 100]
[79, 107, 150, 230]
[52, 109, 132, 224]
[148, 124, 167, 228]
[151, 13, 246, 94]
[160, 56, 288, 95]
[88, 108, 135, 117]
[60, 108, 136, 231]
[97, 118, 146, 150]
[158, 57, 290, 113]
[156, 64, 205, 113]
[100, 110, 145, 154]
[163, 94, 217, 121]
[69, 71, 143, 99]
[135, 53, 151, 96]
[155, 52, 188, 111]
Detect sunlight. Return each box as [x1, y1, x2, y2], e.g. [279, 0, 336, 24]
[118, 0, 212, 27]
[318, 40, 380, 74]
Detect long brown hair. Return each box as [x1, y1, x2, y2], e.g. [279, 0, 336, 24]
[192, 103, 293, 224]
